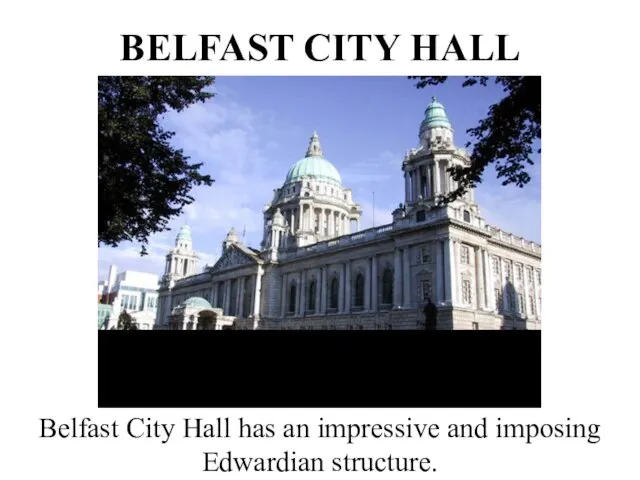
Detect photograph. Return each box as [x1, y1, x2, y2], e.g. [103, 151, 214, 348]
[98, 76, 541, 332]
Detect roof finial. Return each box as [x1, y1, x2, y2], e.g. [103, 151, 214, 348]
[432, 95, 437, 102]
[306, 130, 323, 157]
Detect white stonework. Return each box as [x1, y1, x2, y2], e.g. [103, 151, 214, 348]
[155, 100, 541, 331]
[98, 265, 160, 330]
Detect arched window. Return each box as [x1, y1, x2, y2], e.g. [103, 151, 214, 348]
[288, 283, 297, 313]
[329, 277, 339, 309]
[382, 268, 393, 306]
[308, 281, 316, 312]
[354, 273, 365, 308]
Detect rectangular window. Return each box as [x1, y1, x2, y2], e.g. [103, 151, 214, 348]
[416, 210, 426, 222]
[515, 264, 523, 281]
[460, 246, 470, 264]
[518, 293, 524, 313]
[420, 279, 432, 302]
[492, 257, 500, 276]
[504, 262, 512, 279]
[421, 246, 430, 264]
[536, 270, 541, 284]
[494, 289, 502, 310]
[472, 322, 479, 330]
[527, 267, 534, 283]
[462, 279, 472, 304]
[463, 210, 471, 223]
[529, 295, 536, 316]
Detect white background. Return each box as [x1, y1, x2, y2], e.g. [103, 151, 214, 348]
[1, 0, 639, 478]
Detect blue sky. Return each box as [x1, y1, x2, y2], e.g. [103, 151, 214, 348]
[98, 76, 541, 281]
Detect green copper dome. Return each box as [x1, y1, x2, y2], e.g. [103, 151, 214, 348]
[420, 96, 451, 131]
[176, 224, 192, 242]
[183, 296, 212, 309]
[284, 131, 342, 186]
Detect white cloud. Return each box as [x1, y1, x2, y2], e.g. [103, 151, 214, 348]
[98, 89, 290, 281]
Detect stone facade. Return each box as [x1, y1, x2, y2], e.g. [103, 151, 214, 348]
[155, 98, 541, 331]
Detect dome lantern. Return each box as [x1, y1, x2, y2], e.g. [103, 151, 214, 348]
[420, 96, 451, 131]
[418, 96, 454, 147]
[284, 131, 342, 186]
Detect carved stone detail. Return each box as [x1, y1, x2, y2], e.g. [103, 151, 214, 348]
[210, 247, 256, 272]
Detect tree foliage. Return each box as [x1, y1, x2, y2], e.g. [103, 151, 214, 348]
[117, 310, 138, 330]
[99, 76, 216, 254]
[408, 76, 541, 203]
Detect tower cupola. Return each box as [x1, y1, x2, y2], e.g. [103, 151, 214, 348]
[419, 96, 454, 148]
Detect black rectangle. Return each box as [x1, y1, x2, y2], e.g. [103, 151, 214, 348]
[98, 330, 540, 408]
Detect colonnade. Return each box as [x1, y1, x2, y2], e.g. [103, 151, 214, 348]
[210, 267, 264, 318]
[281, 204, 355, 236]
[165, 256, 196, 276]
[404, 160, 458, 204]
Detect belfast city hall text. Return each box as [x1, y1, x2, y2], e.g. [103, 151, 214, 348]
[154, 98, 542, 330]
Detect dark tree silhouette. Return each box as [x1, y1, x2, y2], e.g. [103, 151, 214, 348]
[117, 310, 138, 330]
[98, 76, 216, 254]
[408, 76, 540, 203]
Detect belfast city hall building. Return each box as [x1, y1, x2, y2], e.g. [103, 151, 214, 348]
[154, 98, 542, 330]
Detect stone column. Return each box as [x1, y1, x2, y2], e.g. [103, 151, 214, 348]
[393, 248, 402, 307]
[211, 283, 218, 308]
[345, 261, 351, 314]
[443, 239, 452, 305]
[338, 263, 345, 313]
[404, 171, 410, 204]
[297, 271, 303, 316]
[484, 250, 495, 311]
[426, 165, 432, 198]
[433, 161, 440, 195]
[299, 204, 303, 232]
[300, 270, 307, 316]
[408, 171, 414, 202]
[320, 265, 328, 314]
[501, 259, 509, 312]
[324, 210, 329, 236]
[223, 279, 231, 313]
[291, 212, 296, 235]
[364, 258, 371, 310]
[324, 209, 330, 236]
[280, 273, 287, 316]
[253, 267, 263, 318]
[315, 270, 321, 314]
[371, 255, 378, 312]
[435, 241, 443, 304]
[453, 240, 460, 306]
[402, 247, 411, 307]
[237, 277, 245, 318]
[523, 265, 531, 316]
[475, 247, 485, 309]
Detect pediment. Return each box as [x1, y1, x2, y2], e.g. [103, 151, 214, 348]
[210, 245, 258, 273]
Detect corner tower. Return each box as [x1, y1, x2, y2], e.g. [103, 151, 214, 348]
[162, 224, 199, 284]
[397, 97, 484, 228]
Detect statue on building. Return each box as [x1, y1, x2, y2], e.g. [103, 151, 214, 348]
[423, 298, 438, 331]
